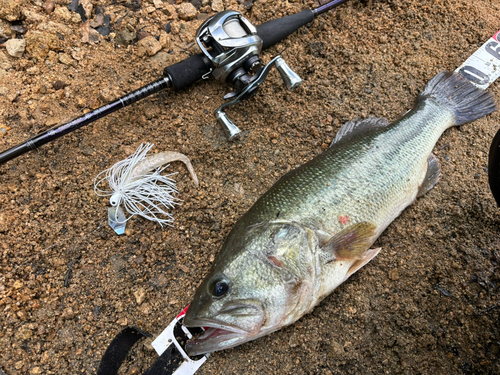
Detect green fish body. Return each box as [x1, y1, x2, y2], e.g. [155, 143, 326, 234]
[184, 72, 496, 356]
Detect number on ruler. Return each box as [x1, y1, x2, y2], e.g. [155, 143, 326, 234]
[485, 40, 500, 60]
[459, 65, 490, 85]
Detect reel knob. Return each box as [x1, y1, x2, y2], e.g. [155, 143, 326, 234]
[275, 57, 302, 90]
[215, 110, 242, 140]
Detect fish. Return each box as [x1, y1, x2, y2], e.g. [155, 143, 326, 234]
[183, 72, 496, 356]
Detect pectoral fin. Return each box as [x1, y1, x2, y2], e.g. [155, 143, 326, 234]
[319, 222, 377, 263]
[417, 153, 441, 198]
[343, 247, 382, 282]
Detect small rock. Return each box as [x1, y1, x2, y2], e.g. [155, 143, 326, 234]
[116, 317, 128, 326]
[0, 0, 21, 21]
[61, 307, 75, 319]
[133, 288, 146, 305]
[137, 30, 151, 41]
[388, 268, 400, 281]
[177, 3, 197, 20]
[52, 80, 68, 90]
[162, 3, 177, 19]
[43, 0, 55, 14]
[71, 48, 84, 60]
[159, 29, 169, 49]
[0, 19, 13, 39]
[15, 361, 24, 370]
[5, 38, 25, 58]
[13, 280, 23, 289]
[211, 0, 224, 12]
[25, 30, 62, 60]
[10, 25, 27, 34]
[136, 35, 162, 56]
[116, 29, 136, 46]
[80, 0, 93, 20]
[30, 367, 42, 374]
[0, 125, 10, 137]
[90, 13, 104, 28]
[153, 0, 163, 8]
[58, 52, 74, 65]
[0, 52, 12, 70]
[54, 6, 73, 22]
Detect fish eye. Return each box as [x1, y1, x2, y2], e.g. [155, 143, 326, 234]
[210, 279, 230, 297]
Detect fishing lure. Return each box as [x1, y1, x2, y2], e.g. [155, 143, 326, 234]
[94, 143, 198, 234]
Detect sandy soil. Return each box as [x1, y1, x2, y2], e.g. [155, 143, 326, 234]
[1, 0, 500, 374]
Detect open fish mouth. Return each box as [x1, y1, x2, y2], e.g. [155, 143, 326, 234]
[184, 318, 255, 356]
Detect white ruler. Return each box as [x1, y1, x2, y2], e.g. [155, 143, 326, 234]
[455, 30, 500, 90]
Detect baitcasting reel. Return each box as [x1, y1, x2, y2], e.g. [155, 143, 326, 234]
[196, 10, 302, 140]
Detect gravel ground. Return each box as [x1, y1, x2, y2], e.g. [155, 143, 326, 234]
[1, 0, 500, 374]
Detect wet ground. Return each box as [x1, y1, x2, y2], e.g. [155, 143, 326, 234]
[1, 0, 500, 374]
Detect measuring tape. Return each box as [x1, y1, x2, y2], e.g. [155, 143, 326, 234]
[456, 30, 500, 90]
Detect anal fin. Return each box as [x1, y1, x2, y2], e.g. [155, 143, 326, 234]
[417, 153, 441, 198]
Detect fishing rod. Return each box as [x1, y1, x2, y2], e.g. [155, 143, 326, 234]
[0, 0, 351, 165]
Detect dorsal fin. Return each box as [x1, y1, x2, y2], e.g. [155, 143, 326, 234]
[331, 117, 390, 146]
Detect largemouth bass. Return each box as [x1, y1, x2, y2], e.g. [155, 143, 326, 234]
[183, 72, 496, 356]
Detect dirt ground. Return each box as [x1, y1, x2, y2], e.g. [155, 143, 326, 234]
[1, 0, 500, 374]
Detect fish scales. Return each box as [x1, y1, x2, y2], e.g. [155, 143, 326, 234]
[245, 100, 452, 237]
[183, 72, 496, 356]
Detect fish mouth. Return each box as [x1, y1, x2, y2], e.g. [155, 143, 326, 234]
[184, 302, 265, 356]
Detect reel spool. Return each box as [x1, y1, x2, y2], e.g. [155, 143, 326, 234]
[196, 10, 302, 140]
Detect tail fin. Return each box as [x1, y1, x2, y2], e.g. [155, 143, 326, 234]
[418, 71, 496, 126]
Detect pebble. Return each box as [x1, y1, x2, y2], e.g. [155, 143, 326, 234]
[10, 25, 27, 34]
[117, 317, 128, 326]
[58, 52, 74, 65]
[5, 38, 25, 58]
[211, 0, 224, 12]
[25, 30, 62, 60]
[133, 288, 146, 305]
[0, 0, 21, 21]
[13, 280, 23, 289]
[43, 0, 55, 14]
[0, 19, 12, 39]
[136, 35, 162, 56]
[159, 29, 169, 49]
[177, 3, 197, 20]
[116, 29, 136, 46]
[54, 6, 72, 22]
[0, 51, 12, 69]
[153, 0, 163, 8]
[162, 4, 177, 19]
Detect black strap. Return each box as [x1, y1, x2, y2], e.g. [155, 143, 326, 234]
[489, 127, 500, 207]
[98, 326, 186, 375]
[143, 344, 184, 375]
[97, 327, 151, 375]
